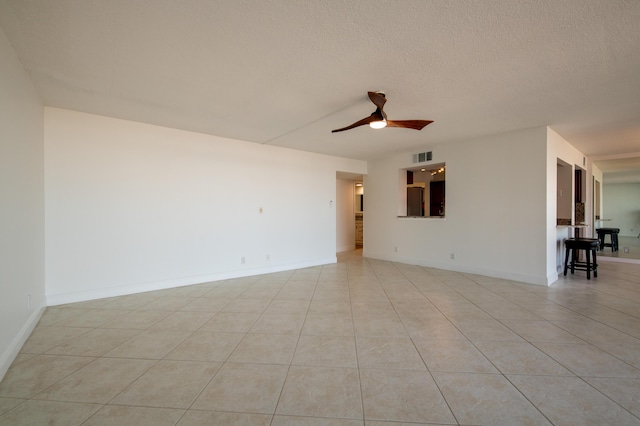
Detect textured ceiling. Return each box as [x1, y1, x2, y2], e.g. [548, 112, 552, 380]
[1, 0, 639, 179]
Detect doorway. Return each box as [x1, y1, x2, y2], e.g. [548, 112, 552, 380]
[336, 172, 365, 253]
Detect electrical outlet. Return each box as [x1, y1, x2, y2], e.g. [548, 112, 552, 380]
[394, 246, 398, 253]
[450, 253, 455, 260]
[266, 254, 270, 261]
[624, 247, 630, 253]
[241, 257, 245, 264]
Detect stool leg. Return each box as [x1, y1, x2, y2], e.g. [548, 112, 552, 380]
[613, 234, 618, 252]
[593, 249, 597, 278]
[570, 248, 575, 275]
[564, 247, 570, 276]
[585, 249, 591, 280]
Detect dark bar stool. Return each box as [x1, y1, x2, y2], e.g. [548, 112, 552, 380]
[564, 238, 599, 280]
[596, 228, 619, 252]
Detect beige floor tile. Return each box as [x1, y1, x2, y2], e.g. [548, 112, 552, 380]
[591, 340, 640, 369]
[509, 374, 640, 425]
[475, 341, 573, 375]
[83, 405, 185, 426]
[402, 317, 467, 340]
[239, 287, 281, 300]
[100, 309, 170, 329]
[250, 313, 306, 335]
[142, 296, 196, 311]
[198, 311, 260, 332]
[99, 293, 161, 310]
[36, 307, 90, 327]
[302, 314, 354, 336]
[178, 410, 272, 425]
[292, 335, 357, 367]
[433, 372, 551, 425]
[276, 366, 362, 419]
[165, 331, 244, 361]
[312, 287, 350, 302]
[55, 309, 131, 328]
[476, 301, 541, 320]
[33, 357, 155, 403]
[272, 415, 363, 425]
[192, 362, 288, 413]
[45, 328, 141, 357]
[308, 299, 352, 315]
[500, 319, 584, 343]
[0, 397, 25, 415]
[9, 353, 37, 366]
[450, 318, 525, 342]
[222, 298, 271, 313]
[353, 314, 408, 337]
[6, 254, 640, 425]
[228, 333, 298, 364]
[356, 336, 425, 370]
[0, 399, 101, 426]
[0, 355, 94, 398]
[104, 329, 191, 359]
[166, 284, 219, 298]
[392, 301, 444, 319]
[534, 342, 640, 377]
[263, 299, 310, 315]
[111, 360, 220, 408]
[583, 377, 640, 418]
[360, 368, 455, 424]
[436, 303, 494, 322]
[414, 338, 498, 373]
[202, 286, 246, 298]
[178, 297, 233, 312]
[148, 311, 215, 331]
[20, 326, 90, 354]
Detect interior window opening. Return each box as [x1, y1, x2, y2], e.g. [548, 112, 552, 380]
[402, 163, 446, 218]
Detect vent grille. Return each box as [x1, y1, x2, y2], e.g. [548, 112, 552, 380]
[412, 151, 432, 163]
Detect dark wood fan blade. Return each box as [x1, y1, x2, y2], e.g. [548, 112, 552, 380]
[385, 120, 433, 131]
[367, 92, 387, 110]
[331, 111, 384, 133]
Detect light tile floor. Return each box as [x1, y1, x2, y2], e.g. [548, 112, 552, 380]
[2, 250, 640, 425]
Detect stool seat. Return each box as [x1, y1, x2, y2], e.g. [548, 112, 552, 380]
[596, 228, 619, 252]
[564, 238, 599, 279]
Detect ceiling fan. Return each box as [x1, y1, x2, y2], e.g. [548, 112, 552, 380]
[331, 91, 433, 133]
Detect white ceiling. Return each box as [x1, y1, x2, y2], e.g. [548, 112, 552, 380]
[1, 0, 639, 178]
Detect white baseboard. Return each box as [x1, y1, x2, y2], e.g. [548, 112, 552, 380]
[47, 256, 337, 306]
[0, 305, 45, 381]
[363, 250, 551, 287]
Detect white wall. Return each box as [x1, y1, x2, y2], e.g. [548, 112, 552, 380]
[364, 127, 549, 285]
[603, 183, 640, 236]
[45, 108, 366, 304]
[336, 179, 356, 252]
[0, 27, 45, 379]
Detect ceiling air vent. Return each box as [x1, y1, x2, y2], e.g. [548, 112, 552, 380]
[412, 151, 432, 163]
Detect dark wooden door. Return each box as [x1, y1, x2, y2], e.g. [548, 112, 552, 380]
[430, 181, 445, 216]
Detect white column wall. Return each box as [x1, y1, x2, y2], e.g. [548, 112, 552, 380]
[45, 108, 366, 304]
[0, 27, 45, 379]
[546, 127, 598, 278]
[364, 127, 549, 285]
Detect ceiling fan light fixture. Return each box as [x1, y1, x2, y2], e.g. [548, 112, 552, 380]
[369, 120, 387, 129]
